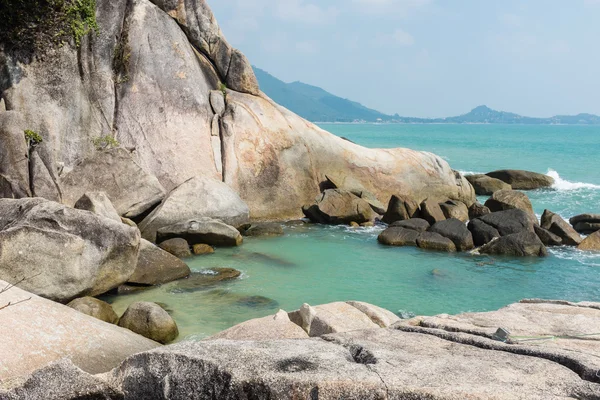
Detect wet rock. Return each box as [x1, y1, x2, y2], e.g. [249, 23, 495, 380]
[116, 284, 150, 296]
[578, 231, 600, 251]
[234, 252, 296, 268]
[67, 297, 119, 325]
[477, 209, 535, 236]
[468, 202, 491, 220]
[172, 268, 241, 293]
[420, 199, 446, 225]
[416, 232, 457, 252]
[192, 244, 215, 255]
[466, 174, 512, 195]
[484, 190, 538, 225]
[118, 302, 179, 344]
[485, 169, 555, 190]
[429, 218, 474, 251]
[534, 225, 563, 247]
[209, 310, 309, 341]
[242, 222, 284, 237]
[439, 200, 469, 222]
[381, 194, 420, 224]
[302, 189, 377, 225]
[158, 238, 192, 259]
[157, 217, 243, 247]
[129, 239, 190, 286]
[479, 232, 547, 257]
[377, 227, 419, 246]
[389, 218, 430, 232]
[468, 219, 501, 247]
[541, 210, 582, 246]
[349, 221, 360, 228]
[74, 192, 122, 223]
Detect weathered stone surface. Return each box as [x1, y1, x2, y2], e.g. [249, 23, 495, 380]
[305, 302, 380, 337]
[61, 149, 166, 219]
[192, 244, 214, 255]
[468, 201, 491, 220]
[0, 198, 140, 302]
[208, 310, 309, 341]
[357, 190, 386, 215]
[534, 225, 563, 247]
[67, 297, 119, 325]
[486, 169, 555, 190]
[570, 213, 600, 226]
[158, 238, 192, 259]
[302, 189, 377, 225]
[139, 177, 249, 242]
[0, 111, 30, 199]
[0, 281, 159, 382]
[439, 200, 469, 222]
[477, 209, 535, 236]
[346, 301, 401, 328]
[381, 194, 420, 224]
[420, 198, 446, 225]
[541, 210, 583, 246]
[479, 232, 547, 257]
[377, 227, 419, 246]
[128, 239, 190, 286]
[578, 231, 600, 251]
[389, 218, 430, 232]
[573, 222, 600, 234]
[468, 218, 501, 247]
[172, 268, 241, 293]
[157, 218, 243, 247]
[29, 148, 62, 202]
[209, 90, 226, 116]
[484, 189, 538, 224]
[429, 218, 474, 251]
[74, 191, 122, 223]
[466, 174, 512, 195]
[118, 302, 179, 344]
[242, 222, 284, 237]
[416, 231, 457, 252]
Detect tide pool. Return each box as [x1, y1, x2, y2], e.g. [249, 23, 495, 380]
[105, 124, 600, 340]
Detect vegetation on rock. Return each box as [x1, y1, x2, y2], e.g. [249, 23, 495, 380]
[92, 135, 120, 150]
[24, 129, 43, 146]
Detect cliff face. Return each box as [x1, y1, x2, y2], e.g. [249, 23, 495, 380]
[0, 0, 474, 220]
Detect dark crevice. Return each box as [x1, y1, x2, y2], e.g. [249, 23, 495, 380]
[349, 345, 377, 365]
[111, 0, 134, 137]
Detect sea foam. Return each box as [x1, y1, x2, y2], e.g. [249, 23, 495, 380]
[547, 169, 600, 191]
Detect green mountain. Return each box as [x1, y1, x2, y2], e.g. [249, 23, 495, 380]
[253, 67, 396, 122]
[254, 68, 600, 125]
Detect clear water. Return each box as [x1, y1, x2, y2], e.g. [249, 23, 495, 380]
[105, 124, 600, 341]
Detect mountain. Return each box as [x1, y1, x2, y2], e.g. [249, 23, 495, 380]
[253, 67, 396, 122]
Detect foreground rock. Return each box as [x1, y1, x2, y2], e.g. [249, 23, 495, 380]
[541, 210, 583, 246]
[67, 297, 119, 325]
[302, 189, 377, 225]
[157, 218, 243, 247]
[578, 231, 600, 251]
[466, 174, 511, 195]
[128, 239, 191, 286]
[118, 302, 179, 344]
[209, 310, 309, 341]
[0, 198, 140, 302]
[139, 177, 250, 242]
[0, 281, 159, 382]
[74, 192, 122, 223]
[534, 225, 563, 247]
[377, 227, 419, 246]
[416, 231, 457, 252]
[484, 189, 537, 224]
[570, 213, 600, 234]
[479, 232, 548, 257]
[486, 169, 555, 190]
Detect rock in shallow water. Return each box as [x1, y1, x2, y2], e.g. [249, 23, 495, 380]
[416, 231, 457, 252]
[479, 232, 547, 257]
[484, 189, 538, 225]
[381, 194, 420, 224]
[302, 189, 377, 225]
[485, 169, 555, 190]
[466, 174, 512, 195]
[429, 218, 474, 251]
[578, 231, 600, 251]
[541, 210, 582, 246]
[157, 218, 243, 247]
[128, 239, 190, 286]
[118, 302, 179, 344]
[377, 227, 419, 246]
[389, 218, 430, 232]
[158, 238, 192, 259]
[172, 268, 242, 293]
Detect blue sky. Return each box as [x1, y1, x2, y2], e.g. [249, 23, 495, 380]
[210, 0, 600, 118]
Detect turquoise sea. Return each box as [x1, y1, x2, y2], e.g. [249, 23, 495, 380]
[105, 124, 600, 340]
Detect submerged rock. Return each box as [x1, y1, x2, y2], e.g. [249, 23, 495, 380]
[242, 222, 285, 237]
[67, 297, 119, 325]
[172, 268, 242, 293]
[485, 169, 555, 190]
[118, 302, 179, 344]
[302, 189, 377, 225]
[157, 218, 243, 247]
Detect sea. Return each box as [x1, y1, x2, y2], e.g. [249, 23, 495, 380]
[104, 124, 600, 340]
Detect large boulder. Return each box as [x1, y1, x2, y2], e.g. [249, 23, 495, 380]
[467, 219, 501, 247]
[158, 238, 192, 259]
[0, 198, 140, 302]
[541, 210, 582, 246]
[428, 218, 474, 251]
[74, 191, 122, 223]
[534, 225, 563, 247]
[302, 189, 377, 225]
[381, 194, 420, 224]
[486, 169, 555, 190]
[290, 302, 380, 337]
[439, 200, 469, 222]
[0, 281, 159, 382]
[128, 239, 191, 286]
[570, 213, 600, 234]
[118, 302, 179, 344]
[468, 202, 491, 220]
[484, 189, 538, 224]
[67, 297, 119, 325]
[377, 227, 419, 246]
[208, 310, 309, 341]
[477, 209, 535, 236]
[60, 148, 166, 219]
[578, 231, 600, 251]
[416, 232, 457, 252]
[465, 174, 511, 195]
[420, 198, 446, 225]
[139, 177, 250, 242]
[156, 218, 243, 247]
[479, 232, 547, 257]
[389, 218, 430, 232]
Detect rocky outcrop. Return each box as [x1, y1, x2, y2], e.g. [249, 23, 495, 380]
[209, 310, 309, 341]
[128, 239, 191, 286]
[468, 218, 501, 247]
[377, 226, 419, 246]
[0, 198, 140, 302]
[381, 194, 420, 224]
[302, 189, 376, 225]
[541, 210, 582, 246]
[468, 209, 539, 254]
[173, 268, 241, 292]
[484, 189, 538, 224]
[156, 217, 243, 247]
[389, 218, 430, 232]
[0, 281, 159, 382]
[479, 232, 547, 257]
[67, 296, 119, 324]
[139, 177, 249, 242]
[578, 231, 600, 251]
[429, 218, 474, 251]
[466, 174, 511, 195]
[486, 169, 555, 190]
[439, 200, 469, 222]
[468, 201, 490, 219]
[118, 302, 179, 344]
[570, 213, 600, 234]
[74, 191, 122, 223]
[419, 199, 446, 225]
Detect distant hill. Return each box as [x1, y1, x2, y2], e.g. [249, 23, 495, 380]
[253, 67, 396, 122]
[254, 68, 600, 125]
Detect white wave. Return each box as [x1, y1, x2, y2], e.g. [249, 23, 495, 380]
[547, 169, 600, 191]
[457, 170, 484, 176]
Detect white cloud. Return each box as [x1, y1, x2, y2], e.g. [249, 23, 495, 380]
[376, 28, 415, 47]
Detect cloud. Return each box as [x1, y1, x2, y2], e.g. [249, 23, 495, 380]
[376, 28, 415, 47]
[274, 0, 339, 24]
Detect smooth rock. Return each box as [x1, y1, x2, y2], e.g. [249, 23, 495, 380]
[74, 191, 122, 223]
[468, 202, 491, 220]
[534, 225, 563, 247]
[172, 268, 241, 293]
[128, 239, 190, 286]
[477, 208, 535, 236]
[541, 210, 583, 246]
[67, 297, 119, 325]
[302, 189, 377, 225]
[139, 177, 250, 242]
[118, 302, 179, 344]
[429, 218, 474, 251]
[439, 200, 469, 222]
[242, 222, 284, 237]
[61, 148, 166, 219]
[0, 198, 140, 303]
[377, 227, 420, 246]
[345, 301, 401, 328]
[389, 218, 430, 232]
[420, 199, 446, 225]
[578, 231, 600, 251]
[484, 189, 538, 224]
[158, 238, 192, 259]
[486, 169, 555, 190]
[192, 244, 215, 255]
[468, 218, 501, 247]
[358, 190, 386, 215]
[157, 218, 243, 247]
[466, 174, 512, 195]
[479, 232, 547, 257]
[208, 310, 309, 341]
[0, 112, 30, 199]
[381, 194, 420, 224]
[305, 302, 380, 337]
[416, 231, 457, 252]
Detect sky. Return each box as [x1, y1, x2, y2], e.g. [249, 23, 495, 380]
[209, 0, 600, 118]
